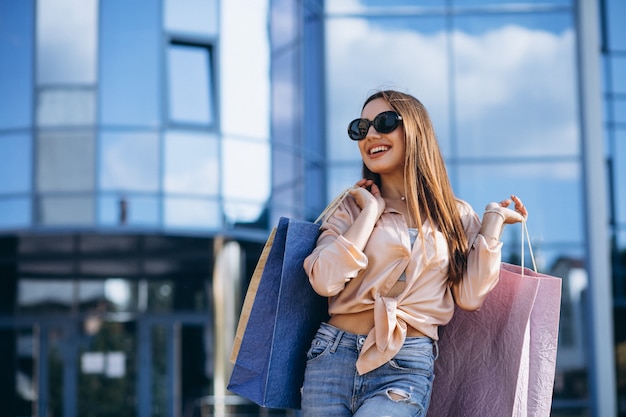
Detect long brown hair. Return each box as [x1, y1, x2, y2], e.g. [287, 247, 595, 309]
[361, 90, 468, 285]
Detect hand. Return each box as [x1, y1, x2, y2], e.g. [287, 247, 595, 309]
[349, 179, 386, 217]
[485, 195, 528, 224]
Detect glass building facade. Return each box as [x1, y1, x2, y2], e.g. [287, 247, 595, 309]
[0, 0, 623, 416]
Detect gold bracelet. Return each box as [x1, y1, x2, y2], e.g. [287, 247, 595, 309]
[484, 209, 506, 222]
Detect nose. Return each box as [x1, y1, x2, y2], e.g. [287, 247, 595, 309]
[366, 124, 380, 138]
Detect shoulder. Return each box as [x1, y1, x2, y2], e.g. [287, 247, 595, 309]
[455, 198, 476, 217]
[455, 198, 481, 232]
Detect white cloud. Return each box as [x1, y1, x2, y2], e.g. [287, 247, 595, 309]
[326, 18, 578, 177]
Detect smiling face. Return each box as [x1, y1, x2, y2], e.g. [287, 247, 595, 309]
[357, 97, 405, 180]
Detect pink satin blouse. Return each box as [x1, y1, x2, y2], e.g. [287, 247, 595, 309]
[303, 195, 502, 375]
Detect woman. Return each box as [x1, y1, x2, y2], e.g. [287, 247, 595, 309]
[301, 90, 528, 417]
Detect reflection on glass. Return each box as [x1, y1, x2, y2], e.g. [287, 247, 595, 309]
[0, 0, 33, 129]
[457, 161, 583, 269]
[18, 280, 74, 312]
[614, 99, 626, 124]
[38, 196, 95, 226]
[454, 13, 577, 158]
[78, 322, 136, 417]
[220, 0, 270, 137]
[151, 325, 168, 417]
[164, 131, 219, 195]
[164, 198, 221, 230]
[615, 130, 626, 225]
[0, 133, 31, 193]
[612, 56, 626, 94]
[148, 281, 174, 312]
[326, 0, 445, 13]
[15, 329, 36, 415]
[325, 16, 450, 162]
[453, 0, 571, 5]
[99, 132, 159, 192]
[606, 0, 626, 51]
[222, 137, 270, 223]
[164, 0, 218, 36]
[551, 259, 590, 402]
[37, 88, 96, 126]
[36, 0, 98, 84]
[37, 131, 95, 192]
[100, 0, 160, 126]
[168, 44, 214, 125]
[98, 195, 160, 227]
[47, 326, 67, 417]
[0, 198, 31, 229]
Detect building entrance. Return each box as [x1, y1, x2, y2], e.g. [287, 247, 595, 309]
[7, 312, 211, 417]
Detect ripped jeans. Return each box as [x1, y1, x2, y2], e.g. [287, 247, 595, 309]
[301, 322, 436, 417]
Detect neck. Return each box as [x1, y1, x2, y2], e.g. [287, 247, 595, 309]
[381, 188, 406, 201]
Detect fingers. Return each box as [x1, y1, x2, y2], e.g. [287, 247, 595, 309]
[485, 195, 528, 224]
[511, 195, 528, 219]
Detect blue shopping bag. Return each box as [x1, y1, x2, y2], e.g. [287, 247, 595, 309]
[227, 217, 330, 409]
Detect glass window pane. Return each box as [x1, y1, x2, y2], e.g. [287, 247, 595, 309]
[222, 137, 270, 223]
[38, 196, 95, 226]
[100, 0, 160, 126]
[99, 132, 159, 192]
[612, 56, 626, 94]
[457, 161, 583, 269]
[168, 44, 214, 125]
[607, 0, 626, 51]
[79, 280, 138, 313]
[325, 16, 450, 162]
[164, 198, 220, 229]
[98, 195, 160, 227]
[37, 88, 96, 126]
[454, 13, 578, 158]
[615, 130, 626, 225]
[18, 280, 74, 312]
[0, 0, 34, 129]
[164, 0, 218, 36]
[78, 322, 136, 415]
[36, 0, 98, 84]
[453, 0, 571, 5]
[221, 0, 270, 138]
[614, 99, 626, 124]
[0, 198, 31, 229]
[0, 133, 31, 194]
[164, 131, 219, 195]
[326, 0, 444, 13]
[37, 131, 95, 192]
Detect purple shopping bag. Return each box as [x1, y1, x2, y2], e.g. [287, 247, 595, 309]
[427, 262, 562, 417]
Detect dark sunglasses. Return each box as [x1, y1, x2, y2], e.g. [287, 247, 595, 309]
[347, 111, 403, 141]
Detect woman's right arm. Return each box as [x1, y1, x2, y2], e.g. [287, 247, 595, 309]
[303, 182, 384, 296]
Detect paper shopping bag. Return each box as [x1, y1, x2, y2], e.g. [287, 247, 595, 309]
[229, 227, 277, 363]
[427, 263, 561, 417]
[227, 217, 330, 409]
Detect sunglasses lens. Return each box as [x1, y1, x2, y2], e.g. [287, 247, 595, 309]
[348, 119, 369, 140]
[374, 111, 400, 133]
[347, 111, 401, 140]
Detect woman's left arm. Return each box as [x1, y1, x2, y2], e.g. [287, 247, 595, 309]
[452, 196, 528, 311]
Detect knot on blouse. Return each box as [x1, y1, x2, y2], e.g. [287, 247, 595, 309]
[356, 294, 408, 375]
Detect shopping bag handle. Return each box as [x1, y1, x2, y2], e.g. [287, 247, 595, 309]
[521, 220, 538, 276]
[314, 188, 352, 226]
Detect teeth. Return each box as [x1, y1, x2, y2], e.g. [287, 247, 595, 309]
[370, 146, 389, 155]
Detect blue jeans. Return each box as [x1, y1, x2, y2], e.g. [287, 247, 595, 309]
[301, 322, 436, 417]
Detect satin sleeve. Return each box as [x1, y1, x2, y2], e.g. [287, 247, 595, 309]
[452, 200, 502, 311]
[303, 200, 369, 297]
